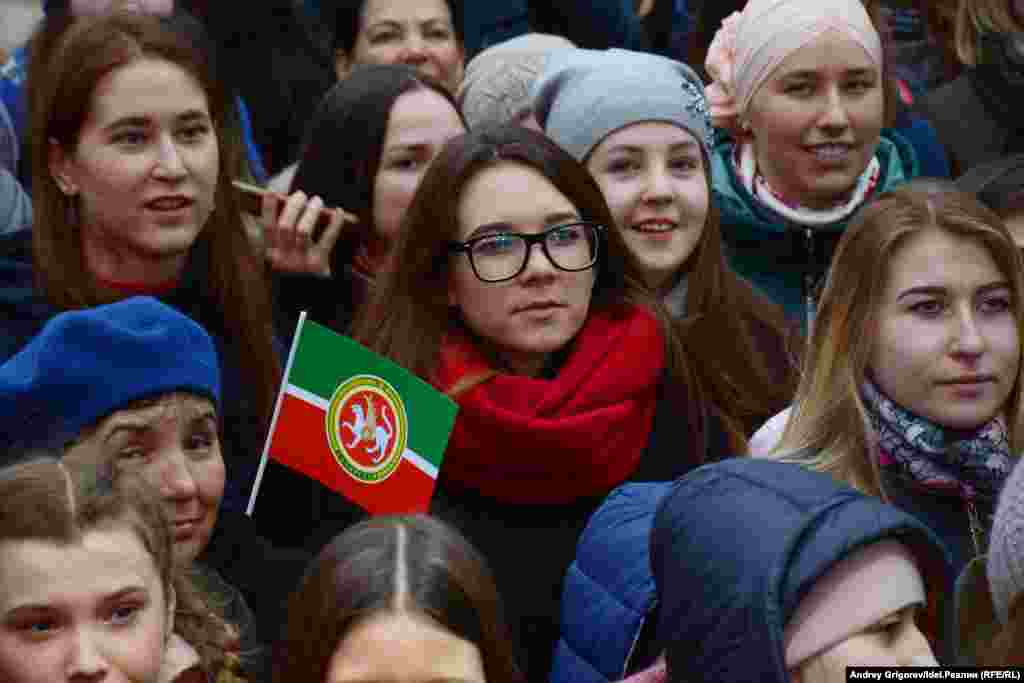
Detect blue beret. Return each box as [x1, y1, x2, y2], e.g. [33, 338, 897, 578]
[0, 296, 221, 452]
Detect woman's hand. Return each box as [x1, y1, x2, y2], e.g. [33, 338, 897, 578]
[262, 190, 355, 277]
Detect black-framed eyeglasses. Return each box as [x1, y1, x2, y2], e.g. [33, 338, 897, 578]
[447, 222, 603, 283]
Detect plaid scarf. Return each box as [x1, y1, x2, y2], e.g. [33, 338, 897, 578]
[862, 378, 1013, 502]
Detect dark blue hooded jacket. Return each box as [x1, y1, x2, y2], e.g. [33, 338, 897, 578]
[652, 459, 953, 681]
[550, 483, 669, 683]
[552, 459, 954, 683]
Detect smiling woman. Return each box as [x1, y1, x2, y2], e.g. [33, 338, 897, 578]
[534, 47, 800, 448]
[326, 0, 465, 92]
[768, 179, 1024, 574]
[704, 0, 919, 328]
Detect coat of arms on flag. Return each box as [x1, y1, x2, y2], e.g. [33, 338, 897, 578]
[247, 313, 458, 516]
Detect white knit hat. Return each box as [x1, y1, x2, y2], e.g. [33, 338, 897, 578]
[532, 47, 713, 163]
[988, 457, 1024, 625]
[457, 33, 575, 130]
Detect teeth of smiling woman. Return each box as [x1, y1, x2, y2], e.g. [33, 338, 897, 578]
[810, 144, 851, 162]
[633, 221, 676, 233]
[147, 198, 189, 209]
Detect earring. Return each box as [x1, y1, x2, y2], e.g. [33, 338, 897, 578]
[54, 177, 77, 196]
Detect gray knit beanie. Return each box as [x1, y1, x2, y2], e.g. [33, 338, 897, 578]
[457, 33, 576, 130]
[988, 456, 1024, 624]
[532, 48, 713, 163]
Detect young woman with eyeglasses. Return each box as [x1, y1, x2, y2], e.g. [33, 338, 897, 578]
[350, 124, 725, 680]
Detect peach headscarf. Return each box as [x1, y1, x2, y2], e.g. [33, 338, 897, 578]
[704, 0, 883, 135]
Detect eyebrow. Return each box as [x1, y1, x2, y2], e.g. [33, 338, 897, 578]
[105, 116, 150, 131]
[6, 587, 148, 614]
[105, 109, 209, 132]
[99, 587, 149, 604]
[367, 16, 450, 29]
[102, 421, 153, 443]
[896, 281, 1011, 301]
[384, 143, 431, 155]
[177, 110, 210, 124]
[100, 405, 216, 443]
[780, 68, 876, 80]
[365, 19, 402, 32]
[606, 141, 699, 155]
[466, 211, 581, 239]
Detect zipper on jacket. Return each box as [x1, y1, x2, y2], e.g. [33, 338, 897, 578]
[966, 498, 985, 560]
[802, 227, 817, 335]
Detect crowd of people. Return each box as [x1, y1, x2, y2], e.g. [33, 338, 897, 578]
[0, 0, 1023, 681]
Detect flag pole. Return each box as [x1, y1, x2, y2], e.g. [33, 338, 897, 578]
[246, 310, 307, 517]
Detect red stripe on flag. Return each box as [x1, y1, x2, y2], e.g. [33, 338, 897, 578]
[270, 393, 436, 515]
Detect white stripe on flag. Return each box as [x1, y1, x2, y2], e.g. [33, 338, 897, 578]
[286, 384, 438, 480]
[285, 384, 329, 411]
[403, 449, 438, 479]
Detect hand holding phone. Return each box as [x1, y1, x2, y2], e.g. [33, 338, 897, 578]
[232, 180, 357, 239]
[233, 179, 358, 277]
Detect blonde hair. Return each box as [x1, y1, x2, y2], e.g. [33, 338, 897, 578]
[774, 179, 1024, 497]
[955, 0, 1024, 66]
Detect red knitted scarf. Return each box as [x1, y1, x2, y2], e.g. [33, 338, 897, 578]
[433, 305, 664, 504]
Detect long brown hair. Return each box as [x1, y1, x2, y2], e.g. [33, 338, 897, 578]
[660, 144, 800, 447]
[775, 179, 1024, 496]
[290, 64, 464, 285]
[0, 456, 236, 675]
[274, 514, 525, 683]
[27, 12, 280, 434]
[351, 124, 716, 458]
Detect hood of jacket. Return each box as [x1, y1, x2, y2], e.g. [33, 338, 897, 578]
[552, 482, 672, 683]
[651, 458, 952, 683]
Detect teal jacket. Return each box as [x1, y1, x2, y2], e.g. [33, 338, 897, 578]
[712, 131, 919, 323]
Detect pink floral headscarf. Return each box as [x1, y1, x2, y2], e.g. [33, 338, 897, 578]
[704, 0, 882, 136]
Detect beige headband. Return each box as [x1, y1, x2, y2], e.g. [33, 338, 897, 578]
[705, 0, 883, 135]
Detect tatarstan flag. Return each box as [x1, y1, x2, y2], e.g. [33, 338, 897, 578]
[247, 313, 458, 516]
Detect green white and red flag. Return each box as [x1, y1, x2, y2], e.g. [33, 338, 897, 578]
[247, 313, 458, 516]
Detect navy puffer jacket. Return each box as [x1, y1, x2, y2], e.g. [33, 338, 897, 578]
[652, 459, 955, 681]
[552, 459, 956, 683]
[550, 483, 669, 683]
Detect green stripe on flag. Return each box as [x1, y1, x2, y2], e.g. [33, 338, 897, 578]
[288, 321, 456, 469]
